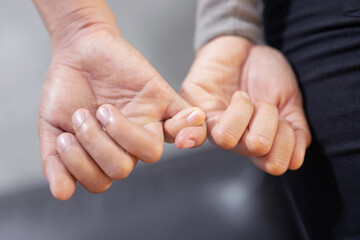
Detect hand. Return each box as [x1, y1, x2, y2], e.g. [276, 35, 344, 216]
[180, 36, 311, 175]
[38, 28, 206, 200]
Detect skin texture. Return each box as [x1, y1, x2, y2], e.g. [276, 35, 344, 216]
[36, 2, 206, 200]
[181, 36, 312, 175]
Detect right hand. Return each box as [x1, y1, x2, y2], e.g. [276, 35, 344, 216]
[38, 27, 206, 201]
[181, 36, 311, 175]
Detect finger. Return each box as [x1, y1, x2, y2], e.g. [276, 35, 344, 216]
[165, 93, 194, 119]
[38, 118, 76, 201]
[96, 104, 164, 164]
[56, 133, 113, 194]
[288, 114, 312, 170]
[281, 97, 312, 170]
[175, 125, 207, 149]
[289, 130, 308, 170]
[234, 102, 279, 157]
[72, 109, 137, 180]
[163, 107, 206, 143]
[209, 91, 254, 149]
[249, 121, 296, 176]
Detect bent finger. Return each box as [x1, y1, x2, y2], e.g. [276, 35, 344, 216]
[250, 121, 296, 176]
[210, 91, 254, 149]
[38, 118, 76, 201]
[286, 110, 312, 170]
[164, 107, 206, 142]
[57, 133, 113, 194]
[175, 125, 207, 149]
[289, 128, 311, 170]
[72, 109, 137, 180]
[97, 104, 164, 164]
[234, 102, 278, 157]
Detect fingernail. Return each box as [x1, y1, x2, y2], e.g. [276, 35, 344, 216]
[97, 107, 110, 125]
[187, 110, 205, 126]
[57, 134, 72, 151]
[183, 140, 196, 149]
[240, 91, 250, 100]
[72, 110, 85, 129]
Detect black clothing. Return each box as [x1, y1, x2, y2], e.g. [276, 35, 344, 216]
[263, 0, 360, 239]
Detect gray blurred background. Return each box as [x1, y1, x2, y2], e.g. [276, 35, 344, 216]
[0, 0, 206, 195]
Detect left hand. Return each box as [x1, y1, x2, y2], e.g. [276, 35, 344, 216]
[38, 28, 206, 200]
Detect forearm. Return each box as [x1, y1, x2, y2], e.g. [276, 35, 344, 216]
[33, 0, 120, 49]
[195, 0, 263, 50]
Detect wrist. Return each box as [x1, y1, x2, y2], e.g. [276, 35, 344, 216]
[34, 0, 121, 51]
[196, 36, 253, 60]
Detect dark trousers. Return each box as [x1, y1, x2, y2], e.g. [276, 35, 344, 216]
[263, 0, 360, 239]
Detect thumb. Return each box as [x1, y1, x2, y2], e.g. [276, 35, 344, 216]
[281, 96, 312, 170]
[38, 118, 76, 201]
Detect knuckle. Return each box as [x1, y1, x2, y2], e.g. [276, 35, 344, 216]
[246, 135, 272, 156]
[266, 160, 288, 176]
[88, 180, 113, 194]
[144, 142, 163, 163]
[107, 163, 133, 180]
[213, 128, 238, 149]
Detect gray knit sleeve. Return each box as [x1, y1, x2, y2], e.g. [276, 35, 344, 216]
[194, 0, 263, 50]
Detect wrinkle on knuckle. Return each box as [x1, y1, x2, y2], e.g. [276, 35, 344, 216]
[88, 180, 112, 194]
[267, 159, 288, 176]
[213, 128, 238, 149]
[107, 162, 132, 180]
[247, 135, 272, 156]
[239, 99, 254, 115]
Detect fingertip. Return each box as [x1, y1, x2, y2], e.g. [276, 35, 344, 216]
[288, 128, 310, 170]
[176, 139, 196, 149]
[143, 141, 164, 163]
[164, 107, 206, 140]
[72, 108, 89, 130]
[48, 174, 76, 201]
[43, 152, 76, 201]
[267, 163, 288, 176]
[175, 126, 206, 149]
[96, 105, 111, 126]
[56, 133, 73, 152]
[186, 107, 206, 126]
[288, 142, 306, 170]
